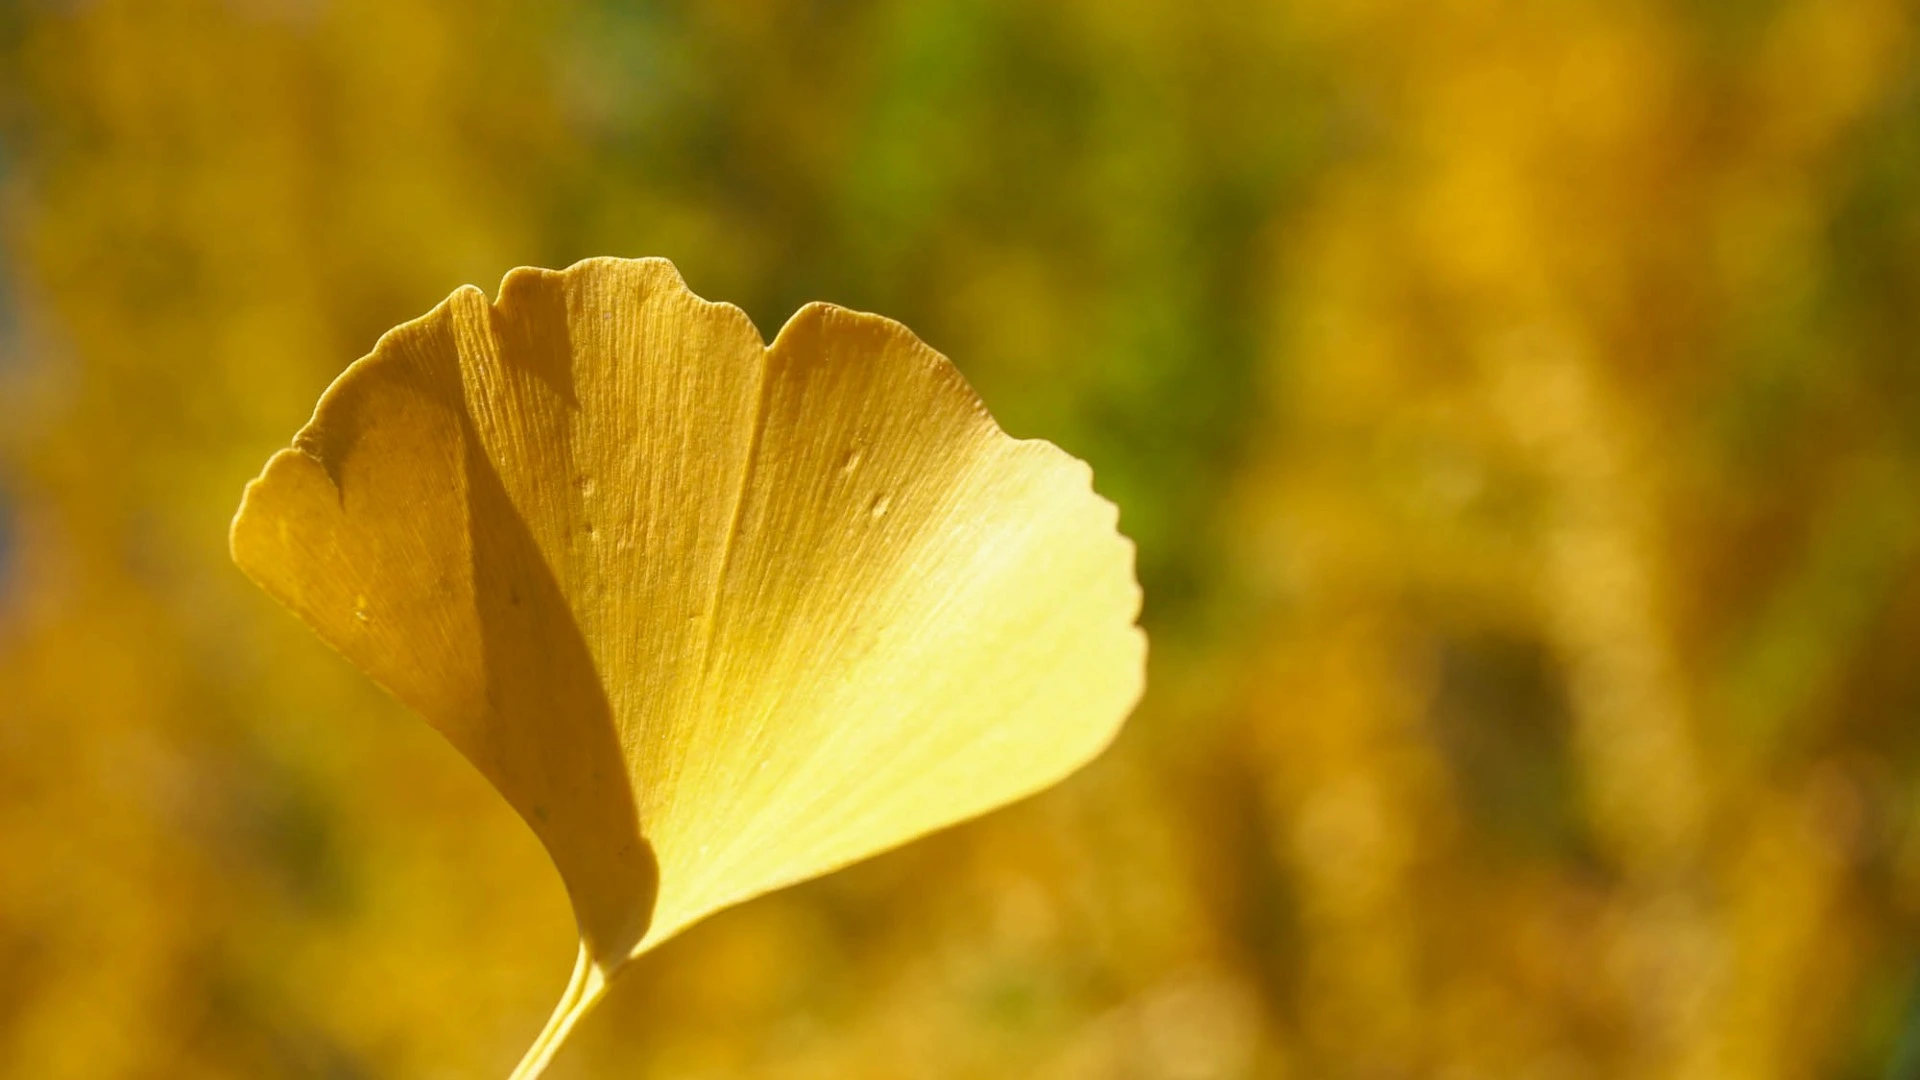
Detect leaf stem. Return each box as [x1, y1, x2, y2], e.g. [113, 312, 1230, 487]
[506, 944, 613, 1080]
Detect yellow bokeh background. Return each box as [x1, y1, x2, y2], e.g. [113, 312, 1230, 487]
[3, 1, 1919, 1076]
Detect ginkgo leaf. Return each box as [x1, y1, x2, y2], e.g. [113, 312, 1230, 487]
[229, 256, 1146, 1078]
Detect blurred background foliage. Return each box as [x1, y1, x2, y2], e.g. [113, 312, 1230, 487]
[2, 0, 1919, 1076]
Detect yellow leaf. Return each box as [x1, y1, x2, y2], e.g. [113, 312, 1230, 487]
[229, 257, 1145, 1077]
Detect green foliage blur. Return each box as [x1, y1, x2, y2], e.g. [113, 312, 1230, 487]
[4, 0, 1920, 1076]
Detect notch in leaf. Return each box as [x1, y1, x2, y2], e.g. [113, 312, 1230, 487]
[230, 257, 1146, 1078]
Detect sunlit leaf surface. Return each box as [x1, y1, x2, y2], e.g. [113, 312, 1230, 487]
[230, 256, 1145, 1076]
